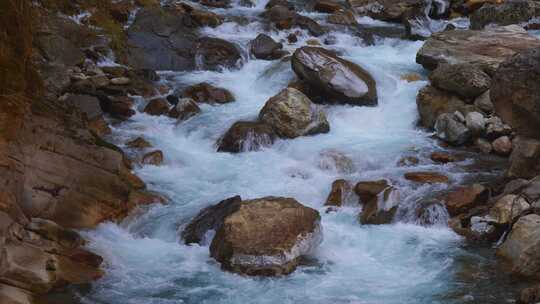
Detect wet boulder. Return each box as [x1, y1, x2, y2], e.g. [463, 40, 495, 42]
[428, 64, 491, 99]
[168, 98, 201, 121]
[181, 83, 235, 104]
[470, 0, 540, 30]
[325, 179, 354, 207]
[434, 113, 471, 146]
[354, 180, 389, 205]
[348, 0, 425, 22]
[328, 10, 358, 25]
[415, 199, 449, 226]
[498, 214, 540, 277]
[263, 5, 325, 36]
[217, 121, 277, 153]
[314, 0, 344, 13]
[259, 88, 330, 139]
[490, 194, 530, 225]
[416, 25, 540, 75]
[444, 184, 488, 216]
[359, 185, 400, 225]
[404, 171, 449, 184]
[416, 86, 468, 129]
[142, 150, 164, 165]
[182, 196, 243, 244]
[194, 37, 243, 71]
[250, 34, 286, 60]
[209, 197, 322, 276]
[491, 48, 540, 140]
[291, 46, 377, 106]
[143, 98, 171, 116]
[126, 137, 152, 149]
[430, 152, 455, 164]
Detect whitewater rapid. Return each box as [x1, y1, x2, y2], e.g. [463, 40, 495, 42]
[69, 2, 519, 304]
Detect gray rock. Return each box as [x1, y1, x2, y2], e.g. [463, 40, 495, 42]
[465, 111, 486, 136]
[474, 90, 494, 114]
[250, 34, 285, 60]
[470, 0, 540, 30]
[416, 85, 468, 129]
[429, 64, 491, 99]
[508, 136, 540, 179]
[434, 113, 471, 145]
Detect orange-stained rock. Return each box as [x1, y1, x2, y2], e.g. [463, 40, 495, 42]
[404, 171, 449, 184]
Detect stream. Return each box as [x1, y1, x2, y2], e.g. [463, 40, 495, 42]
[48, 1, 526, 303]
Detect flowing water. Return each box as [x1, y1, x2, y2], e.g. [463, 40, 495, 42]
[49, 1, 526, 303]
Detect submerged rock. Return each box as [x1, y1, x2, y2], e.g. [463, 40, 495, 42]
[498, 214, 540, 278]
[259, 88, 330, 138]
[217, 121, 277, 153]
[181, 83, 235, 104]
[291, 46, 377, 106]
[209, 197, 322, 276]
[142, 150, 164, 166]
[126, 137, 152, 149]
[194, 37, 243, 71]
[318, 150, 356, 174]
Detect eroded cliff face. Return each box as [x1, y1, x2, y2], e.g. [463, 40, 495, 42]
[0, 1, 156, 303]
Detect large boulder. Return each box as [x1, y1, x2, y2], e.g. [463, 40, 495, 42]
[250, 34, 286, 60]
[259, 88, 330, 139]
[470, 0, 540, 30]
[291, 47, 377, 106]
[182, 196, 243, 244]
[508, 136, 540, 179]
[416, 85, 468, 129]
[181, 83, 235, 104]
[416, 25, 540, 75]
[209, 197, 322, 276]
[217, 121, 277, 153]
[498, 214, 540, 277]
[444, 184, 488, 217]
[428, 64, 491, 99]
[348, 0, 425, 22]
[491, 48, 540, 140]
[126, 8, 197, 71]
[168, 98, 201, 121]
[194, 37, 243, 71]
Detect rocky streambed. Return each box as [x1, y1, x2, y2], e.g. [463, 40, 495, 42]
[2, 0, 540, 303]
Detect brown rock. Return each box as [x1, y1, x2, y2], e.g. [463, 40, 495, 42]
[259, 88, 330, 139]
[444, 184, 488, 216]
[492, 136, 512, 156]
[498, 214, 540, 277]
[291, 46, 377, 106]
[209, 197, 322, 276]
[416, 85, 468, 129]
[168, 98, 201, 121]
[144, 98, 170, 116]
[182, 83, 235, 104]
[416, 25, 540, 74]
[517, 284, 540, 304]
[354, 180, 389, 205]
[327, 10, 357, 25]
[430, 152, 455, 163]
[325, 179, 353, 207]
[182, 196, 243, 244]
[508, 136, 540, 179]
[397, 156, 419, 166]
[217, 121, 277, 153]
[195, 37, 242, 71]
[314, 0, 343, 13]
[142, 150, 164, 165]
[428, 63, 491, 99]
[126, 137, 152, 149]
[105, 96, 136, 119]
[491, 48, 540, 140]
[359, 186, 400, 225]
[404, 172, 449, 184]
[401, 73, 422, 82]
